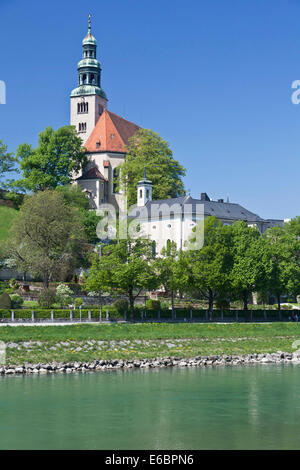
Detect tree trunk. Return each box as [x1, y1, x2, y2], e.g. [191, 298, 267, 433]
[277, 293, 282, 321]
[208, 289, 214, 321]
[277, 293, 281, 312]
[171, 290, 175, 320]
[243, 290, 249, 322]
[129, 289, 134, 320]
[43, 276, 49, 289]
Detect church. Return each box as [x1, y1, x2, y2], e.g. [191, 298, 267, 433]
[70, 16, 139, 212]
[70, 18, 284, 252]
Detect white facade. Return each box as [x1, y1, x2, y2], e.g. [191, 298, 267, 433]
[70, 95, 107, 145]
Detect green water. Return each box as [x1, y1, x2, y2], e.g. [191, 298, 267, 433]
[1, 365, 300, 449]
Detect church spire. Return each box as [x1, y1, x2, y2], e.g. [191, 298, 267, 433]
[70, 17, 108, 145]
[70, 16, 107, 100]
[88, 13, 91, 34]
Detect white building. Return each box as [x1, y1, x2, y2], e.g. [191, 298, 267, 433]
[129, 175, 284, 254]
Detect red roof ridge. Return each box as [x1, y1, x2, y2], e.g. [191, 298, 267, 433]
[84, 109, 140, 153]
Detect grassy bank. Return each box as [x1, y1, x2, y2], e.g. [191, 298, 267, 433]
[1, 323, 300, 365]
[0, 206, 18, 241]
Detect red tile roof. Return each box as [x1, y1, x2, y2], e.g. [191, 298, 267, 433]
[76, 167, 107, 181]
[84, 110, 140, 153]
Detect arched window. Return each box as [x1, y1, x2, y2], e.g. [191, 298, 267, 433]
[139, 189, 143, 199]
[113, 167, 119, 193]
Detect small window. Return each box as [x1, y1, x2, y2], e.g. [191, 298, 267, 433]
[96, 141, 101, 149]
[113, 168, 119, 194]
[159, 211, 162, 221]
[139, 189, 142, 199]
[170, 211, 174, 220]
[146, 189, 149, 199]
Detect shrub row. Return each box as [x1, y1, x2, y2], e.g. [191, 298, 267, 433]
[0, 308, 295, 320]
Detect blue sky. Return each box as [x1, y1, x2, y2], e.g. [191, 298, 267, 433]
[0, 0, 300, 219]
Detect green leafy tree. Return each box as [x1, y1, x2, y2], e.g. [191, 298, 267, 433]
[85, 237, 158, 318]
[285, 216, 300, 238]
[186, 217, 233, 320]
[119, 129, 186, 207]
[154, 241, 188, 317]
[0, 140, 17, 186]
[15, 126, 87, 192]
[56, 185, 102, 243]
[7, 190, 87, 288]
[230, 221, 272, 319]
[263, 225, 300, 312]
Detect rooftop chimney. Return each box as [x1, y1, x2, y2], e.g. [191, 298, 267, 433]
[217, 199, 224, 203]
[200, 192, 210, 201]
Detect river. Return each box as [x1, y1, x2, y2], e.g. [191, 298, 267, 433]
[1, 365, 300, 449]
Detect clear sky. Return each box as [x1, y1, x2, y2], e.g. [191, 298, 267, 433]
[0, 0, 300, 219]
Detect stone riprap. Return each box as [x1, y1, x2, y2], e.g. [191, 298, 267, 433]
[1, 352, 300, 375]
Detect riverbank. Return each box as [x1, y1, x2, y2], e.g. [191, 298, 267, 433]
[1, 352, 300, 375]
[0, 323, 300, 366]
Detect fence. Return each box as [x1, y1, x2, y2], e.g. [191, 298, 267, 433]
[0, 308, 297, 323]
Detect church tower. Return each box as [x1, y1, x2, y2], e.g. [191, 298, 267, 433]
[70, 15, 108, 144]
[137, 169, 153, 207]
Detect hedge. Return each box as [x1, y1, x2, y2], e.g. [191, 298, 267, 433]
[0, 308, 296, 321]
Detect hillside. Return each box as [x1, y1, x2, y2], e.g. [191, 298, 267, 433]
[0, 205, 18, 242]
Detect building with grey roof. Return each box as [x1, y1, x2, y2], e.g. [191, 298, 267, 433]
[129, 175, 284, 254]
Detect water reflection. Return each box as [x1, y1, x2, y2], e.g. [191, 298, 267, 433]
[1, 365, 300, 449]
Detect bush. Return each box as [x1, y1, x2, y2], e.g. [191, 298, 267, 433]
[113, 299, 128, 313]
[145, 299, 161, 310]
[0, 292, 11, 309]
[74, 298, 83, 308]
[56, 283, 73, 308]
[10, 294, 24, 309]
[38, 289, 56, 308]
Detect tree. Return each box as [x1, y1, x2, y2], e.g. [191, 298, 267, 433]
[263, 225, 300, 312]
[7, 190, 87, 288]
[186, 217, 233, 320]
[85, 237, 158, 318]
[14, 126, 87, 192]
[230, 221, 271, 320]
[56, 185, 102, 243]
[154, 241, 188, 317]
[119, 129, 186, 207]
[0, 140, 17, 186]
[285, 216, 300, 238]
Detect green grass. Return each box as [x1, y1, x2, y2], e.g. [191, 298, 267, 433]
[1, 322, 300, 365]
[0, 206, 18, 241]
